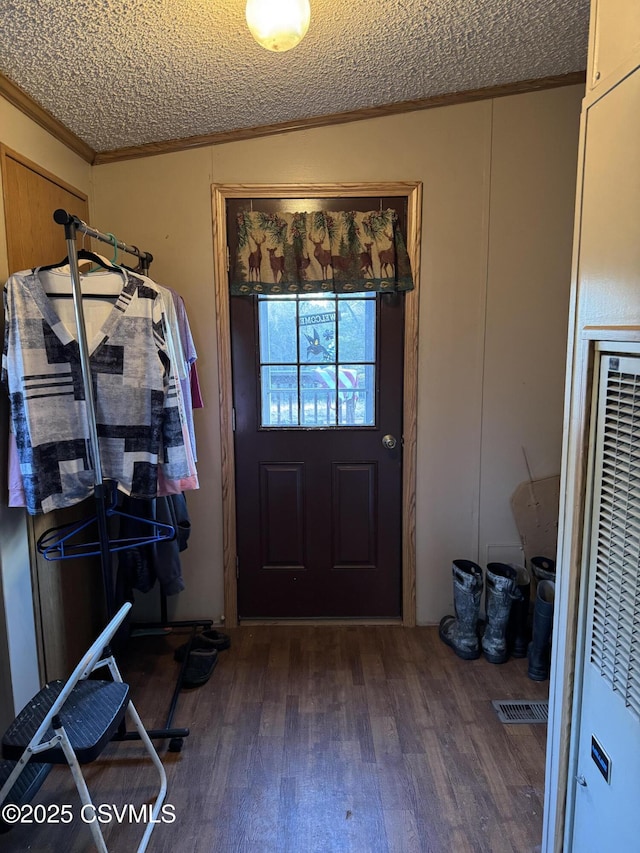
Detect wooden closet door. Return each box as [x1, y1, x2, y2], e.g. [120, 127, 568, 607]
[1, 146, 103, 681]
[2, 146, 89, 270]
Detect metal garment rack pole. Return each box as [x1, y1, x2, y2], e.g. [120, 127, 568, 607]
[54, 209, 119, 618]
[52, 209, 212, 751]
[53, 208, 154, 274]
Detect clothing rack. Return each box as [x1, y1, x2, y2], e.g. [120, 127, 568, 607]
[50, 208, 211, 751]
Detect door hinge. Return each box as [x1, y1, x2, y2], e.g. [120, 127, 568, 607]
[236, 556, 239, 579]
[232, 407, 236, 431]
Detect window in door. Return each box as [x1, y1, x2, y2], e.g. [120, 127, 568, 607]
[258, 292, 376, 427]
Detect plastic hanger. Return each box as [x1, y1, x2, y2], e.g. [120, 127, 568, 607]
[36, 481, 176, 561]
[38, 248, 121, 273]
[40, 229, 123, 276]
[86, 233, 120, 273]
[108, 232, 119, 265]
[122, 245, 150, 275]
[38, 244, 125, 297]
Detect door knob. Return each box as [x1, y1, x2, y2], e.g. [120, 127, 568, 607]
[382, 434, 397, 450]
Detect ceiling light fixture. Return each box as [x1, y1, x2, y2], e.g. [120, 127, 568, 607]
[245, 0, 310, 52]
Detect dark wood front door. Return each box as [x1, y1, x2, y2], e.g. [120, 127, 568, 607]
[228, 196, 406, 618]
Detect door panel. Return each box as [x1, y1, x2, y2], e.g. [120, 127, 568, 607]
[332, 463, 376, 568]
[229, 196, 405, 619]
[260, 463, 305, 568]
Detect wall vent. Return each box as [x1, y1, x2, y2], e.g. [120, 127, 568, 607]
[590, 363, 640, 719]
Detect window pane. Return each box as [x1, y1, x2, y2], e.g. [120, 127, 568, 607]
[337, 364, 375, 426]
[258, 295, 377, 429]
[261, 366, 299, 426]
[337, 297, 376, 362]
[298, 298, 336, 364]
[301, 366, 337, 426]
[259, 298, 298, 363]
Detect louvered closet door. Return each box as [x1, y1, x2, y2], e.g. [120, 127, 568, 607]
[571, 353, 640, 852]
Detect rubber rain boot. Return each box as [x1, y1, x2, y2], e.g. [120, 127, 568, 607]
[527, 579, 555, 681]
[507, 564, 531, 658]
[482, 562, 520, 664]
[530, 556, 556, 583]
[438, 560, 483, 660]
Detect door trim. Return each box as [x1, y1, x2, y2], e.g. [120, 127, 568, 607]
[212, 182, 423, 626]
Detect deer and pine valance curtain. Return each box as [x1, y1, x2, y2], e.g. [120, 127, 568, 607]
[231, 209, 414, 295]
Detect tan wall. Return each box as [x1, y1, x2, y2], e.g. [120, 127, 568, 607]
[92, 147, 222, 623]
[0, 95, 93, 727]
[92, 84, 583, 625]
[480, 91, 584, 566]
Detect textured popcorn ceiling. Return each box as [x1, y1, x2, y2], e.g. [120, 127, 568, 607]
[0, 0, 589, 153]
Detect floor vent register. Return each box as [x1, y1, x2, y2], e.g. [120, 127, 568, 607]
[492, 699, 549, 724]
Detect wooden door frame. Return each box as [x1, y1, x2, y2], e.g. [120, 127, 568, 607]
[212, 182, 422, 626]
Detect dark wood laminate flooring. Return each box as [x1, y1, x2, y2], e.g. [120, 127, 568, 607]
[1, 625, 548, 852]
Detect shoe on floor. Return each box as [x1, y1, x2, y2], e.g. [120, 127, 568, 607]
[174, 629, 231, 662]
[181, 648, 219, 688]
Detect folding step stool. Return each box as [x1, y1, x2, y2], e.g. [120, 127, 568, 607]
[0, 602, 167, 852]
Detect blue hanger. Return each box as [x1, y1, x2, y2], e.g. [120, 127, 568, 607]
[36, 482, 175, 561]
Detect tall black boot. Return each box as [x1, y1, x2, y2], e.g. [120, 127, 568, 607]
[439, 560, 483, 660]
[530, 556, 556, 583]
[482, 563, 520, 664]
[527, 579, 555, 681]
[507, 564, 531, 658]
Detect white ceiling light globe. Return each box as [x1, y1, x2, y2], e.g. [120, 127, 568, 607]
[246, 0, 311, 52]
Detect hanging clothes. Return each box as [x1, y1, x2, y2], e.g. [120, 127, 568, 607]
[104, 277, 203, 600]
[166, 286, 203, 460]
[115, 492, 191, 600]
[2, 267, 195, 514]
[130, 273, 200, 494]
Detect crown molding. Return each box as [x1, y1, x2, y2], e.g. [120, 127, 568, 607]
[1, 69, 585, 167]
[0, 72, 95, 164]
[94, 71, 586, 165]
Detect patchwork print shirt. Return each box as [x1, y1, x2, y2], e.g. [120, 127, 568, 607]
[2, 269, 193, 514]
